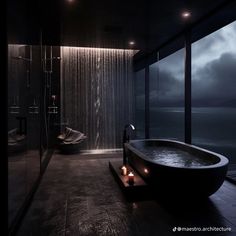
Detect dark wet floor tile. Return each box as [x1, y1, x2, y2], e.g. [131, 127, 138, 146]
[17, 153, 236, 236]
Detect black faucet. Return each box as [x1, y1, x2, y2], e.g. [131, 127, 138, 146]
[122, 124, 135, 165]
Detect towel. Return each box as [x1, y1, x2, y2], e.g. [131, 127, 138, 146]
[58, 127, 87, 144]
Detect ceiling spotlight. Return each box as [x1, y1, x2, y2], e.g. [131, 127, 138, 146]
[182, 11, 191, 18]
[129, 41, 135, 46]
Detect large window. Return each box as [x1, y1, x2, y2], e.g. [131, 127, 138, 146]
[134, 20, 236, 171]
[192, 21, 236, 169]
[134, 69, 145, 138]
[150, 49, 185, 140]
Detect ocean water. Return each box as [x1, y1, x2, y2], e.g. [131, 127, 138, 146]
[135, 107, 236, 167]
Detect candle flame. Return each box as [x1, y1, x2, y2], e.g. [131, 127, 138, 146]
[128, 172, 134, 176]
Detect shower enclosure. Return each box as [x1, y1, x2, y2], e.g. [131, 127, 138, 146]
[7, 0, 62, 233]
[8, 44, 41, 229]
[8, 43, 61, 232]
[40, 45, 61, 163]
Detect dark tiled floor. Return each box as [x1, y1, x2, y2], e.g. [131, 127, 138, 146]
[17, 152, 236, 236]
[8, 149, 40, 227]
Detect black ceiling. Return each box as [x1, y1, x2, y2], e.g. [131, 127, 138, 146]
[59, 0, 236, 49]
[8, 0, 236, 57]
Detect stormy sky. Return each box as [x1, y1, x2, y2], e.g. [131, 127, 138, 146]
[136, 20, 236, 107]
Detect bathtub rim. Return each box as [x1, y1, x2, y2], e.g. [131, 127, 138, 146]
[125, 139, 229, 170]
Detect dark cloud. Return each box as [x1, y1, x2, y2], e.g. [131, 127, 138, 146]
[136, 19, 236, 108]
[149, 70, 184, 107]
[193, 32, 226, 56]
[145, 52, 236, 107]
[157, 49, 185, 82]
[193, 53, 236, 106]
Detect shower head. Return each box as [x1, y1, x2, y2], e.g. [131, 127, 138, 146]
[12, 56, 31, 62]
[42, 57, 61, 61]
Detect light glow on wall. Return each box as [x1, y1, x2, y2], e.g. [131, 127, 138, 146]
[62, 46, 138, 54]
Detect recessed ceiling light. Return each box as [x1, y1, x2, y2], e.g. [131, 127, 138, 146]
[67, 0, 74, 3]
[129, 41, 135, 46]
[182, 11, 191, 18]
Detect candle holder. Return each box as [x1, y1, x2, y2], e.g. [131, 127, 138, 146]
[121, 166, 127, 176]
[128, 171, 134, 185]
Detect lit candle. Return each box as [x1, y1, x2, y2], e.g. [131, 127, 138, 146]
[121, 166, 127, 176]
[128, 172, 134, 185]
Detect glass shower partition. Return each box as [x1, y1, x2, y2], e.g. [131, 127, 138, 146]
[8, 44, 41, 229]
[40, 45, 61, 164]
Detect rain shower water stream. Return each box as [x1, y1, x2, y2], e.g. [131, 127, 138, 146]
[60, 47, 137, 150]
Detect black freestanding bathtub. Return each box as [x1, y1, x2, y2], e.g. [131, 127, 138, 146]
[125, 139, 229, 198]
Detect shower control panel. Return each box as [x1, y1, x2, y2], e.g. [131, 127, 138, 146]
[48, 95, 58, 114]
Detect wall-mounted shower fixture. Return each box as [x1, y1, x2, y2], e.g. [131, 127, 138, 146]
[28, 98, 39, 114]
[42, 57, 61, 61]
[9, 96, 20, 114]
[11, 45, 32, 88]
[11, 56, 32, 62]
[48, 95, 58, 114]
[42, 47, 61, 89]
[11, 46, 32, 62]
[45, 71, 52, 88]
[42, 46, 61, 71]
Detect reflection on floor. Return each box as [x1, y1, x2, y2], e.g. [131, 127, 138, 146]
[17, 152, 236, 236]
[8, 150, 40, 227]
